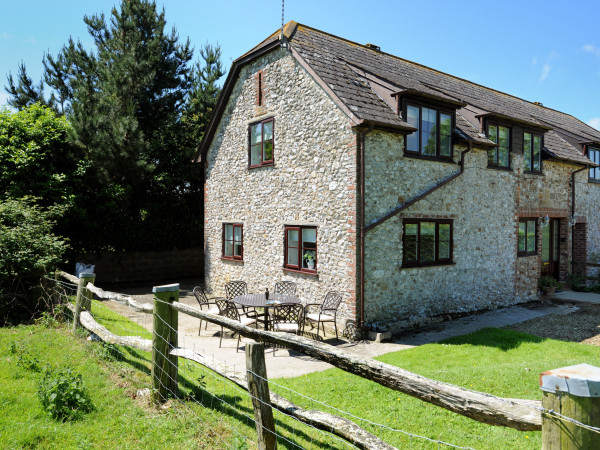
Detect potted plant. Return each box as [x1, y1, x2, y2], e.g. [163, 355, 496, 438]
[303, 251, 316, 270]
[539, 276, 562, 296]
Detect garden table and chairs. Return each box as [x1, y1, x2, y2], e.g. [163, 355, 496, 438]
[231, 292, 301, 331]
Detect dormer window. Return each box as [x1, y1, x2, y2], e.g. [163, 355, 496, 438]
[523, 132, 542, 173]
[487, 124, 510, 169]
[405, 104, 453, 159]
[589, 147, 600, 181]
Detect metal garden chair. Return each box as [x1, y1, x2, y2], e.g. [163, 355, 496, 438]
[192, 286, 224, 335]
[303, 291, 343, 341]
[215, 299, 257, 352]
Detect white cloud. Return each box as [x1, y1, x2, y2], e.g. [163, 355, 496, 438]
[530, 57, 537, 66]
[589, 118, 600, 131]
[1, 32, 12, 40]
[583, 44, 600, 56]
[540, 63, 551, 82]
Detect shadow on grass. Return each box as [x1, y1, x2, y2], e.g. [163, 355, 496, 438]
[439, 327, 546, 351]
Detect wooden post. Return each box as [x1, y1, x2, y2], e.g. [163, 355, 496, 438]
[72, 272, 96, 331]
[246, 343, 277, 450]
[540, 364, 600, 449]
[152, 283, 179, 404]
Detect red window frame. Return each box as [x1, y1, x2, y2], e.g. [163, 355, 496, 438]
[284, 226, 317, 273]
[402, 219, 453, 267]
[248, 117, 274, 168]
[222, 223, 243, 260]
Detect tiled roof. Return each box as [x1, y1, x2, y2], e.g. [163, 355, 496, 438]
[287, 23, 599, 165]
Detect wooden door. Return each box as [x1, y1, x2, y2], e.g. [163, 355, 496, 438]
[541, 219, 560, 278]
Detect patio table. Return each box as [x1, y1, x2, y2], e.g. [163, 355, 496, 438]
[231, 293, 301, 331]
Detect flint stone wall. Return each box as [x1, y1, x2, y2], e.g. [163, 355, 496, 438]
[203, 49, 358, 323]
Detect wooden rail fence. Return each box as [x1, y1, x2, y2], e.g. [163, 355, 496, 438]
[58, 270, 600, 450]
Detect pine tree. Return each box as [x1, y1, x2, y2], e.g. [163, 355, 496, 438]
[3, 0, 223, 252]
[5, 63, 55, 111]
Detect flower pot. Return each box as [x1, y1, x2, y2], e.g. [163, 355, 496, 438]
[307, 260, 315, 270]
[543, 287, 556, 296]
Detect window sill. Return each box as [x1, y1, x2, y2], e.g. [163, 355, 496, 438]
[517, 252, 537, 257]
[487, 165, 512, 172]
[283, 267, 319, 278]
[403, 152, 456, 164]
[401, 261, 455, 269]
[221, 257, 244, 263]
[523, 170, 544, 176]
[588, 178, 600, 184]
[248, 162, 274, 170]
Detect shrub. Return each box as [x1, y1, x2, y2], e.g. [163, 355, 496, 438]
[0, 197, 68, 324]
[37, 366, 94, 421]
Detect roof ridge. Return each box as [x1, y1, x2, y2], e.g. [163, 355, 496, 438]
[291, 22, 586, 122]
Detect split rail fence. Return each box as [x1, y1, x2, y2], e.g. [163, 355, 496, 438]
[52, 270, 600, 449]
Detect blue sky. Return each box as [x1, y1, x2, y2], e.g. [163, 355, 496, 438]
[1, 0, 599, 129]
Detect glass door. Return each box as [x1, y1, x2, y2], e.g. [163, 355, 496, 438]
[541, 219, 560, 278]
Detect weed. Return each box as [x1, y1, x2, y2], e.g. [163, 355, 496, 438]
[230, 434, 248, 450]
[35, 311, 59, 328]
[37, 366, 94, 421]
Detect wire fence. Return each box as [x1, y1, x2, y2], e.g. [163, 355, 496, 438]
[45, 274, 600, 449]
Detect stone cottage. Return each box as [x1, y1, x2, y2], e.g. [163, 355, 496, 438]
[195, 22, 600, 333]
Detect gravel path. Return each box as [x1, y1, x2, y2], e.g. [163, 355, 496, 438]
[505, 302, 600, 346]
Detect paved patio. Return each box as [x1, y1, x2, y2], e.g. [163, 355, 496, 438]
[99, 279, 587, 379]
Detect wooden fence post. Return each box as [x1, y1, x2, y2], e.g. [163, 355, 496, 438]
[72, 272, 96, 331]
[246, 342, 277, 450]
[540, 363, 600, 449]
[152, 283, 179, 404]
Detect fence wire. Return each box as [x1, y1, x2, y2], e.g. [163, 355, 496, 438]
[47, 276, 600, 449]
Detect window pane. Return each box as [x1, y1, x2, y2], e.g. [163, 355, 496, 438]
[541, 224, 550, 262]
[439, 113, 452, 157]
[224, 224, 233, 257]
[287, 229, 299, 266]
[404, 223, 417, 262]
[518, 221, 526, 252]
[488, 125, 498, 144]
[263, 121, 273, 140]
[406, 105, 419, 152]
[263, 140, 273, 161]
[488, 148, 498, 165]
[523, 132, 532, 171]
[438, 223, 450, 259]
[533, 135, 541, 172]
[302, 228, 316, 247]
[251, 144, 262, 165]
[553, 222, 559, 262]
[234, 226, 242, 257]
[420, 222, 435, 262]
[250, 123, 262, 144]
[498, 126, 509, 167]
[421, 107, 437, 156]
[527, 220, 536, 252]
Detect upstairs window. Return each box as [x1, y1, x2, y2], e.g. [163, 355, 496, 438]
[523, 132, 542, 173]
[589, 147, 600, 181]
[487, 124, 510, 169]
[285, 226, 317, 272]
[249, 118, 274, 167]
[223, 223, 243, 260]
[405, 104, 453, 159]
[518, 219, 537, 256]
[403, 219, 452, 267]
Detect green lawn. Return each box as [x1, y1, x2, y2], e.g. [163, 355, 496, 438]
[3, 305, 599, 449]
[272, 328, 600, 449]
